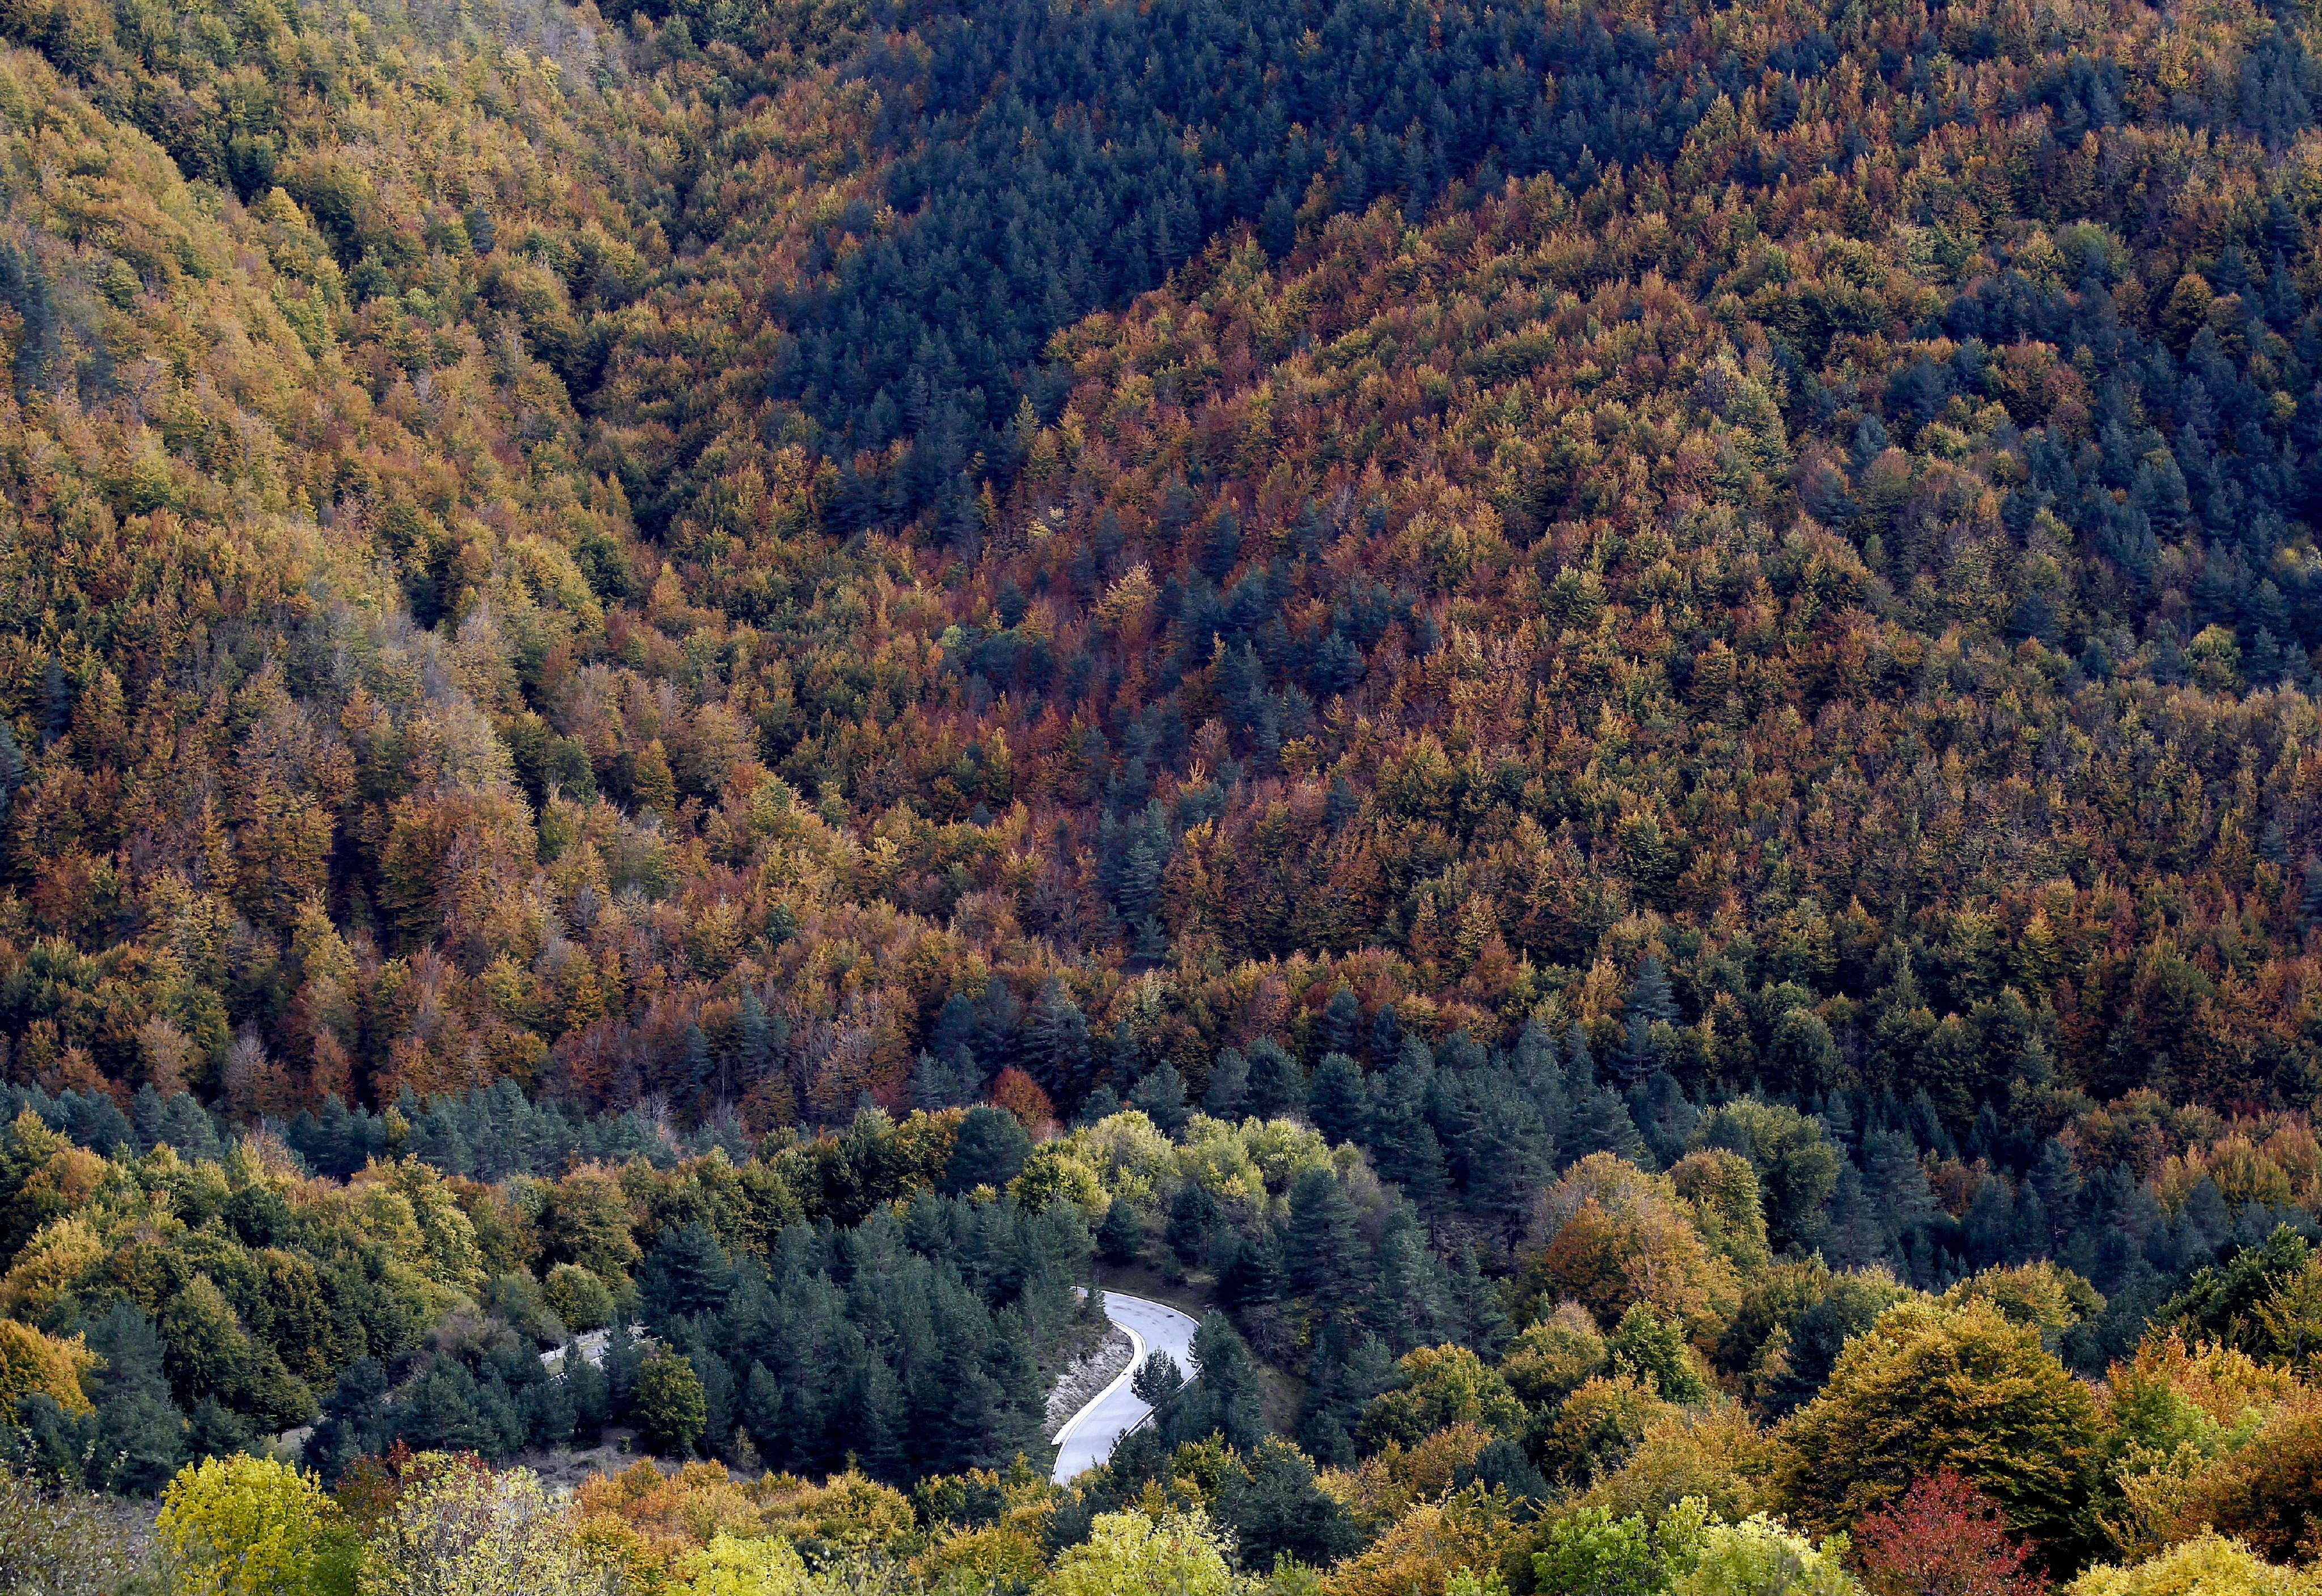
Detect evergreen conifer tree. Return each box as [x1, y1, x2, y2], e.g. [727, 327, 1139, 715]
[639, 1223, 736, 1325]
[1318, 986, 1362, 1056]
[1243, 1040, 1306, 1121]
[1130, 1061, 1190, 1136]
[1307, 1054, 1366, 1146]
[944, 1106, 1033, 1194]
[1098, 1197, 1144, 1266]
[1202, 1050, 1250, 1119]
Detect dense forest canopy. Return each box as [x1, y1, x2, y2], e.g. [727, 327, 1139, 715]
[1, 0, 2321, 1587]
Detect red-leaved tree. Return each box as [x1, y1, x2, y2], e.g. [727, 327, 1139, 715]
[1855, 1471, 2050, 1596]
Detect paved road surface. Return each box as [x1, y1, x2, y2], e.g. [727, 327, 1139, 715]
[540, 1325, 647, 1369]
[1050, 1291, 1200, 1483]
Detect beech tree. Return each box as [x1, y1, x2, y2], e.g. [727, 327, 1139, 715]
[1776, 1302, 2105, 1568]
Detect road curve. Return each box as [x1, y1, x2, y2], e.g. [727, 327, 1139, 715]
[1050, 1291, 1201, 1483]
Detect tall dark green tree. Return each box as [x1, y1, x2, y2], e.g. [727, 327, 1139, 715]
[1308, 1053, 1366, 1146]
[640, 1223, 737, 1325]
[1285, 1167, 1365, 1311]
[944, 1106, 1033, 1194]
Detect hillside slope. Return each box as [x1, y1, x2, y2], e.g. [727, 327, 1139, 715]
[1, 0, 2320, 1135]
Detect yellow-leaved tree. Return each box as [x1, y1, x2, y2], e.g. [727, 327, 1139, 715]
[1774, 1299, 2105, 1569]
[1043, 1509, 1241, 1596]
[2066, 1533, 2322, 1595]
[671, 1532, 816, 1596]
[156, 1455, 349, 1596]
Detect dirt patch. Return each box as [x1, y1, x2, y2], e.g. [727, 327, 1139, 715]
[1043, 1322, 1134, 1441]
[1092, 1262, 1213, 1319]
[510, 1429, 656, 1495]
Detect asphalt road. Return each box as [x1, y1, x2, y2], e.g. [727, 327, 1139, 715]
[1049, 1291, 1200, 1483]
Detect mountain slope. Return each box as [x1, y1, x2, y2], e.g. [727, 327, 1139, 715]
[0, 0, 2320, 1136]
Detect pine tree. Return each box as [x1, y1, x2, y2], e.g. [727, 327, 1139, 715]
[1244, 1039, 1307, 1121]
[155, 1094, 224, 1162]
[1447, 1245, 1510, 1359]
[1307, 1053, 1366, 1145]
[1862, 1128, 1937, 1252]
[1626, 953, 1678, 1025]
[1285, 1168, 1365, 1310]
[984, 1306, 1046, 1465]
[1563, 1084, 1646, 1166]
[1166, 1181, 1222, 1265]
[1369, 1005, 1404, 1064]
[735, 992, 774, 1085]
[741, 1361, 784, 1463]
[1183, 1314, 1266, 1452]
[854, 1355, 910, 1480]
[944, 1105, 1033, 1194]
[912, 1050, 975, 1111]
[682, 1024, 714, 1105]
[1130, 1060, 1190, 1136]
[1099, 1197, 1145, 1265]
[80, 1302, 185, 1495]
[1215, 1224, 1285, 1310]
[520, 1367, 577, 1448]
[1202, 1049, 1249, 1119]
[1132, 1348, 1185, 1406]
[1296, 1323, 1396, 1466]
[1318, 986, 1362, 1056]
[1565, 1024, 1598, 1092]
[1368, 1208, 1446, 1354]
[1364, 1043, 1448, 1208]
[400, 1360, 502, 1455]
[603, 1321, 645, 1416]
[1634, 1071, 1699, 1167]
[1825, 1165, 1884, 1269]
[1023, 978, 1092, 1098]
[1218, 1437, 1360, 1570]
[931, 994, 978, 1063]
[0, 717, 24, 824]
[639, 1223, 736, 1325]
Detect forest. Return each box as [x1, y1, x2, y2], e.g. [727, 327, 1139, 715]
[0, 0, 2319, 1585]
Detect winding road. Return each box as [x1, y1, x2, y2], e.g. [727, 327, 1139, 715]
[1049, 1291, 1201, 1483]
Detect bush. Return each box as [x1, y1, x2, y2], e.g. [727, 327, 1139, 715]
[362, 1461, 593, 1596]
[2065, 1533, 2322, 1595]
[0, 1461, 149, 1596]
